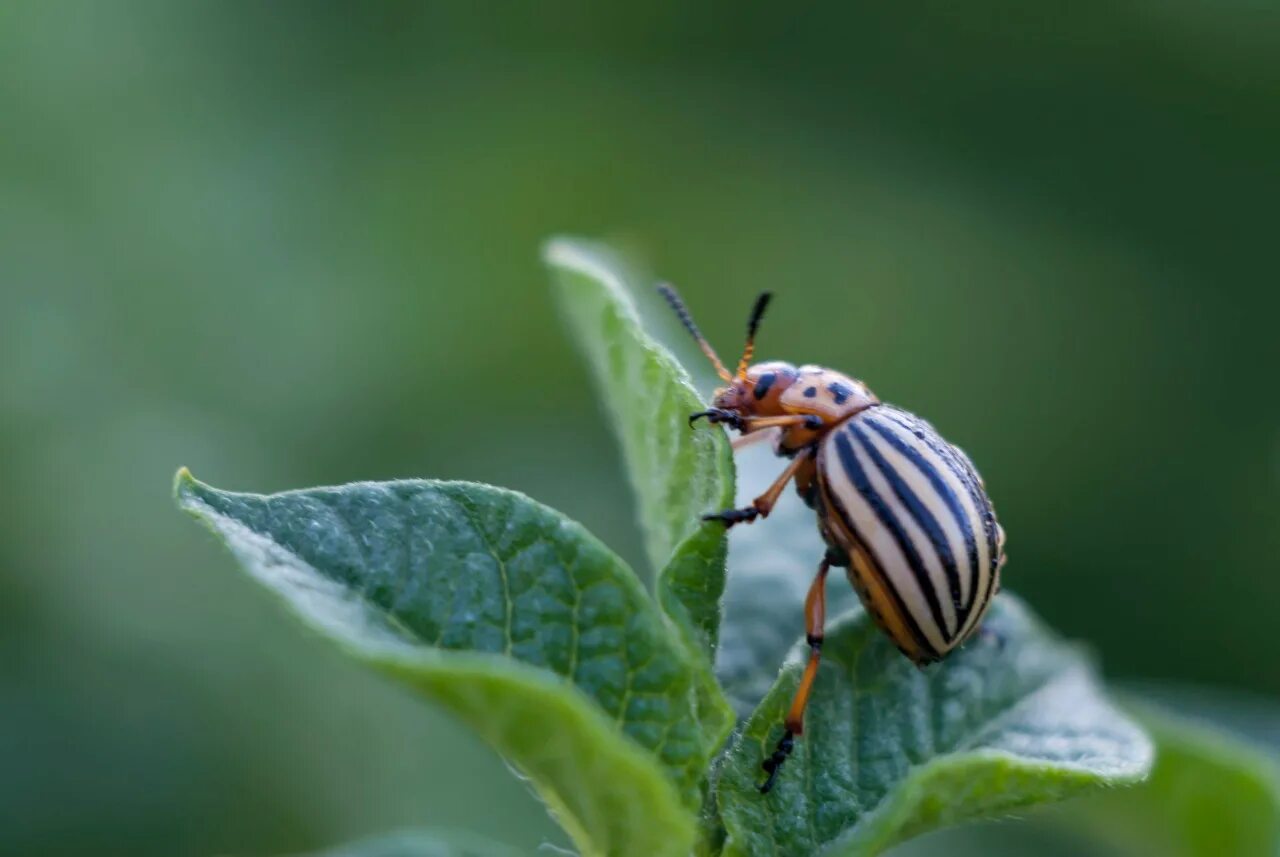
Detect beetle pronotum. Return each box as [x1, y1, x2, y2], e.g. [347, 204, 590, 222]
[658, 285, 1007, 793]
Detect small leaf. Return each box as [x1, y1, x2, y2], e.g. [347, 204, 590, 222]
[176, 470, 706, 857]
[544, 237, 734, 657]
[716, 595, 1153, 857]
[299, 829, 521, 857]
[1066, 698, 1280, 857]
[545, 236, 736, 757]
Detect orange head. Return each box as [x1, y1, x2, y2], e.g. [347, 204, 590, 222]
[657, 285, 797, 420]
[710, 360, 799, 419]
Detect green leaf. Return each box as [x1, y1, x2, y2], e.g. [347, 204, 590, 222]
[545, 236, 736, 763]
[544, 237, 734, 660]
[1065, 698, 1280, 857]
[175, 470, 706, 857]
[716, 594, 1153, 857]
[299, 829, 521, 857]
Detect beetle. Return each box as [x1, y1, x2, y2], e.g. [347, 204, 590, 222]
[657, 284, 1007, 793]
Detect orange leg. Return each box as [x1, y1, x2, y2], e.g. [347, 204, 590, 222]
[759, 557, 830, 793]
[738, 414, 822, 432]
[703, 447, 813, 527]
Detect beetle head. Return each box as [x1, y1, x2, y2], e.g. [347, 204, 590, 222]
[712, 361, 798, 418]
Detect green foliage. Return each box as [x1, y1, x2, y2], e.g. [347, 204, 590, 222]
[302, 829, 520, 857]
[546, 237, 737, 758]
[174, 237, 1280, 856]
[545, 237, 735, 664]
[176, 473, 704, 857]
[714, 597, 1151, 856]
[1066, 701, 1280, 857]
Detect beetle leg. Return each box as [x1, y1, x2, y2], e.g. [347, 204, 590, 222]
[701, 506, 762, 526]
[690, 411, 822, 432]
[760, 556, 830, 793]
[738, 414, 823, 431]
[702, 447, 813, 528]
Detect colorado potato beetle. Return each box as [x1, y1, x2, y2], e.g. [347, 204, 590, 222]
[658, 285, 1007, 793]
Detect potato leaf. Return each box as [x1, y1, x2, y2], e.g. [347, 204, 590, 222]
[1067, 698, 1280, 857]
[715, 595, 1153, 857]
[176, 471, 708, 857]
[545, 236, 735, 753]
[545, 237, 733, 648]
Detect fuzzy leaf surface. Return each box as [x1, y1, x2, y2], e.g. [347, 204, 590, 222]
[716, 595, 1153, 857]
[545, 236, 734, 660]
[546, 236, 736, 758]
[177, 471, 707, 857]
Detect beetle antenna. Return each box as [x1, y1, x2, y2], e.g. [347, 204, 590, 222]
[735, 291, 772, 379]
[657, 283, 733, 382]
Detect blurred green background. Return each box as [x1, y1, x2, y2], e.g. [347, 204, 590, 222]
[3, 3, 1278, 855]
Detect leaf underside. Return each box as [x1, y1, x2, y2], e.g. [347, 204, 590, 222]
[176, 471, 704, 857]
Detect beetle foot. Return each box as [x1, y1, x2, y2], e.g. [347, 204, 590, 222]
[702, 506, 760, 527]
[689, 408, 744, 430]
[758, 729, 795, 793]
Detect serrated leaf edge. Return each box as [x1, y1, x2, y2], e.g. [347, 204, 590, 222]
[819, 741, 1154, 857]
[543, 237, 737, 758]
[175, 468, 699, 857]
[718, 600, 1154, 857]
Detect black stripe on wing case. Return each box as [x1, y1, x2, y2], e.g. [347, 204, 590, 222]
[877, 407, 999, 613]
[860, 415, 978, 630]
[832, 426, 950, 649]
[820, 464, 938, 659]
[850, 420, 964, 637]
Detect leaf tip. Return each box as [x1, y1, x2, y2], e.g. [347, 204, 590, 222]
[540, 234, 576, 265]
[542, 235, 604, 277]
[541, 235, 647, 340]
[173, 466, 209, 512]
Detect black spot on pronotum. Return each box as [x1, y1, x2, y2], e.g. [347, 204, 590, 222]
[753, 372, 777, 399]
[828, 382, 853, 404]
[803, 386, 818, 398]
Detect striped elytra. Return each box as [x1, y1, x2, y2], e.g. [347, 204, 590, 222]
[817, 405, 1001, 664]
[656, 283, 1006, 792]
